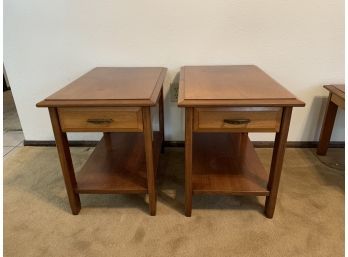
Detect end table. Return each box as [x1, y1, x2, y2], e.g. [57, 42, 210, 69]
[317, 84, 345, 155]
[178, 65, 305, 218]
[37, 67, 167, 215]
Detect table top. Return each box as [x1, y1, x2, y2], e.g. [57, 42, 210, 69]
[178, 65, 305, 107]
[37, 67, 167, 107]
[324, 84, 345, 99]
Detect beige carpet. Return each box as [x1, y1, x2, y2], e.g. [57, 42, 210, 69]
[4, 147, 344, 257]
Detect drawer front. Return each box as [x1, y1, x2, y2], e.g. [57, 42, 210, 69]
[58, 107, 143, 132]
[194, 107, 282, 132]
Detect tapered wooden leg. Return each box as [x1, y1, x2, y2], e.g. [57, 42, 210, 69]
[159, 87, 165, 153]
[143, 107, 157, 216]
[103, 132, 112, 151]
[185, 108, 193, 217]
[265, 107, 292, 218]
[238, 132, 248, 162]
[49, 108, 81, 215]
[317, 94, 338, 155]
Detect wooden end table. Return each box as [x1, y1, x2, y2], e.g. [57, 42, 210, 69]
[178, 65, 305, 218]
[317, 84, 345, 155]
[37, 67, 167, 215]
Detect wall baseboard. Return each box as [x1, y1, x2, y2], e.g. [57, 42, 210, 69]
[24, 140, 98, 147]
[24, 140, 345, 148]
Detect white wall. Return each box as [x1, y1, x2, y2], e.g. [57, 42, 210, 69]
[4, 0, 345, 142]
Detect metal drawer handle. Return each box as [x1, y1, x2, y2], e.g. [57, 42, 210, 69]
[223, 119, 250, 125]
[87, 118, 113, 124]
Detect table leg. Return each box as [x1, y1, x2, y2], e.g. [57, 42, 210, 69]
[185, 108, 193, 217]
[48, 107, 81, 215]
[159, 87, 165, 153]
[143, 107, 157, 216]
[265, 107, 292, 218]
[317, 94, 338, 155]
[238, 132, 248, 162]
[103, 132, 112, 151]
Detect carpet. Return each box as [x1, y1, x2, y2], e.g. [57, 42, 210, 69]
[4, 147, 344, 257]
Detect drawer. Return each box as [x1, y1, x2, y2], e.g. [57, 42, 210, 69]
[193, 107, 282, 132]
[58, 107, 143, 132]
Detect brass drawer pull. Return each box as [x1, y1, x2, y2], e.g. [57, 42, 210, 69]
[87, 118, 113, 124]
[223, 119, 251, 125]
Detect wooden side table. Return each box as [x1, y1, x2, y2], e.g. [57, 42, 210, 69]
[37, 67, 167, 215]
[317, 85, 345, 156]
[178, 65, 305, 218]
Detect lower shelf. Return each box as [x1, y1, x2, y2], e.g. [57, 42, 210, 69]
[192, 133, 270, 196]
[75, 132, 162, 194]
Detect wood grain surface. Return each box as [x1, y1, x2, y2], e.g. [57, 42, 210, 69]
[193, 107, 282, 132]
[76, 132, 162, 194]
[58, 107, 143, 132]
[191, 133, 269, 195]
[37, 67, 167, 107]
[324, 84, 345, 99]
[178, 65, 305, 107]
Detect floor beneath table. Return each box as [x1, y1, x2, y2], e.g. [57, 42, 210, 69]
[4, 145, 344, 257]
[3, 90, 24, 156]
